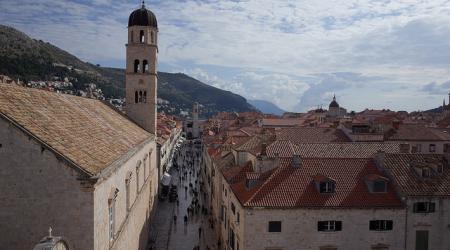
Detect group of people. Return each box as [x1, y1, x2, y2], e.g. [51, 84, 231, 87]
[171, 140, 213, 250]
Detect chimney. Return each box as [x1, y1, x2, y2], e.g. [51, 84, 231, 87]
[399, 143, 410, 153]
[375, 150, 385, 166]
[392, 120, 401, 130]
[292, 154, 302, 168]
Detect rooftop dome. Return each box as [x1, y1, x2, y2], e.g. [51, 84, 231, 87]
[128, 3, 157, 28]
[329, 95, 339, 108]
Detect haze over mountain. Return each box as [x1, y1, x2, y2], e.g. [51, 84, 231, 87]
[248, 99, 285, 116]
[0, 25, 257, 117]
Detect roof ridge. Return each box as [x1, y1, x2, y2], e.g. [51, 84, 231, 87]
[245, 164, 285, 206]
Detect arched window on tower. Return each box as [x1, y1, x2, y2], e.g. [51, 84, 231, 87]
[143, 60, 148, 73]
[139, 91, 143, 103]
[151, 31, 154, 44]
[134, 59, 140, 73]
[143, 91, 147, 103]
[135, 91, 138, 103]
[140, 30, 145, 43]
[130, 30, 134, 43]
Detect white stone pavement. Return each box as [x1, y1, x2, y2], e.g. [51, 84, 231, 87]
[151, 143, 217, 250]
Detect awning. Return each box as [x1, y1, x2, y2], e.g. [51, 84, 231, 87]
[161, 173, 172, 186]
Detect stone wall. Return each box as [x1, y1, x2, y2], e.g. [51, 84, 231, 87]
[0, 117, 94, 249]
[93, 141, 158, 250]
[405, 198, 450, 250]
[243, 207, 405, 250]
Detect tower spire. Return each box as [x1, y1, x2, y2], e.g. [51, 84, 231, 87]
[333, 93, 336, 101]
[141, 0, 145, 8]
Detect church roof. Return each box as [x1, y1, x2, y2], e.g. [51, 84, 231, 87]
[0, 83, 153, 176]
[128, 5, 158, 28]
[329, 95, 339, 108]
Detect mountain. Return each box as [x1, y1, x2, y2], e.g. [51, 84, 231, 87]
[425, 106, 444, 113]
[0, 25, 256, 117]
[249, 99, 285, 115]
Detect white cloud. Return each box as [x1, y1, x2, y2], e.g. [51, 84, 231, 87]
[1, 0, 450, 111]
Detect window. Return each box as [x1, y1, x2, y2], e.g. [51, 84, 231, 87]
[421, 168, 431, 178]
[413, 202, 435, 213]
[237, 212, 240, 223]
[109, 201, 115, 241]
[130, 30, 134, 43]
[140, 30, 145, 43]
[108, 189, 118, 241]
[429, 144, 436, 153]
[229, 228, 235, 250]
[134, 59, 140, 73]
[318, 221, 342, 232]
[371, 245, 388, 250]
[136, 163, 141, 193]
[143, 60, 148, 73]
[320, 247, 337, 250]
[369, 220, 393, 231]
[444, 143, 450, 153]
[125, 177, 131, 212]
[143, 156, 147, 180]
[320, 181, 335, 193]
[221, 205, 224, 221]
[231, 203, 236, 214]
[373, 180, 387, 193]
[143, 91, 147, 103]
[134, 91, 138, 103]
[268, 221, 282, 232]
[151, 31, 154, 44]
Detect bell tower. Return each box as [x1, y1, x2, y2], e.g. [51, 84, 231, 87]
[125, 1, 158, 134]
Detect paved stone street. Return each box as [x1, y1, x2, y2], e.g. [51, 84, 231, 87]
[151, 142, 217, 250]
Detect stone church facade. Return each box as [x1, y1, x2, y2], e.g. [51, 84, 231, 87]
[0, 3, 160, 250]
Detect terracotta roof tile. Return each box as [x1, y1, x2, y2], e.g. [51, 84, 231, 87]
[276, 127, 350, 144]
[226, 158, 403, 208]
[269, 142, 402, 158]
[386, 124, 450, 141]
[0, 84, 152, 176]
[383, 154, 450, 196]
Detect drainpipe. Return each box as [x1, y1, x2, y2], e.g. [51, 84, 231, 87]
[404, 196, 408, 250]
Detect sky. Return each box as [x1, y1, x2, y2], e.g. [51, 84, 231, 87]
[1, 0, 450, 112]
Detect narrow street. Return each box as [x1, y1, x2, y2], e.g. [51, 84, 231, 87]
[150, 141, 217, 250]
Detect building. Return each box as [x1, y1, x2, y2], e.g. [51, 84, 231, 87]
[201, 111, 450, 250]
[184, 102, 202, 139]
[208, 143, 405, 250]
[385, 124, 450, 154]
[377, 153, 450, 250]
[0, 3, 160, 250]
[156, 113, 182, 180]
[327, 95, 347, 118]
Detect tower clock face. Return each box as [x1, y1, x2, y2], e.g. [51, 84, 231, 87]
[53, 241, 68, 250]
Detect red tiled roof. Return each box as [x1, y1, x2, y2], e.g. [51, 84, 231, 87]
[386, 124, 450, 141]
[262, 118, 305, 127]
[0, 83, 152, 176]
[276, 127, 350, 144]
[382, 154, 450, 196]
[270, 142, 402, 158]
[234, 134, 276, 155]
[226, 158, 403, 209]
[266, 140, 299, 158]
